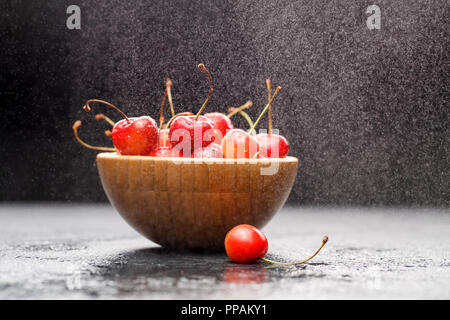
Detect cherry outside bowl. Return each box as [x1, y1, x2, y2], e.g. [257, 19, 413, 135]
[96, 152, 298, 249]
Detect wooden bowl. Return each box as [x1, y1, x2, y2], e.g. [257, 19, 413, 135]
[96, 152, 298, 249]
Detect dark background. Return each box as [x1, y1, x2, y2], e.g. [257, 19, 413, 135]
[1, 0, 448, 206]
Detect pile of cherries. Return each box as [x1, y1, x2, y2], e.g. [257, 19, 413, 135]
[73, 64, 290, 159]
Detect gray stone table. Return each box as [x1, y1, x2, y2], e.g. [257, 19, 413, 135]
[0, 204, 448, 299]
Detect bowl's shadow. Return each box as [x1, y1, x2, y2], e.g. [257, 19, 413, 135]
[84, 247, 325, 298]
[93, 247, 268, 285]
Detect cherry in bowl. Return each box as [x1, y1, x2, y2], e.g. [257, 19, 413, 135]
[222, 129, 260, 159]
[256, 133, 289, 158]
[82, 99, 159, 156]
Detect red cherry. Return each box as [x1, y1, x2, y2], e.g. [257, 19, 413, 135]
[255, 133, 289, 158]
[193, 142, 223, 158]
[169, 115, 216, 150]
[222, 129, 260, 159]
[82, 99, 158, 155]
[225, 225, 269, 264]
[251, 80, 289, 158]
[219, 84, 282, 159]
[149, 146, 181, 157]
[204, 112, 233, 140]
[111, 116, 158, 155]
[168, 64, 217, 151]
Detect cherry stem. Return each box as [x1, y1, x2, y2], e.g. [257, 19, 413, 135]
[164, 112, 194, 130]
[248, 86, 281, 134]
[195, 64, 213, 120]
[84, 99, 130, 123]
[162, 129, 167, 148]
[227, 100, 253, 118]
[167, 78, 175, 118]
[95, 113, 115, 127]
[159, 80, 169, 130]
[260, 236, 329, 266]
[240, 111, 256, 136]
[228, 108, 256, 136]
[266, 79, 272, 134]
[72, 120, 116, 152]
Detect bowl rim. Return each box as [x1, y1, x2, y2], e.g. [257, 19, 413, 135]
[96, 152, 298, 164]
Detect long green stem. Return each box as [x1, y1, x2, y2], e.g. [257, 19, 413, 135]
[239, 111, 256, 135]
[260, 236, 328, 266]
[228, 108, 256, 135]
[166, 78, 175, 118]
[84, 99, 129, 123]
[195, 64, 213, 120]
[248, 86, 281, 134]
[72, 121, 116, 152]
[227, 100, 253, 118]
[266, 79, 272, 134]
[159, 78, 175, 130]
[159, 81, 169, 130]
[95, 114, 115, 127]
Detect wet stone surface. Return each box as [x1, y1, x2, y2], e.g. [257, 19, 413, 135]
[0, 204, 449, 299]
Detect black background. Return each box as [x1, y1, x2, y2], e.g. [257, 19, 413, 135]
[1, 0, 448, 206]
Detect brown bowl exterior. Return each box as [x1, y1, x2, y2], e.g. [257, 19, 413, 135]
[96, 153, 298, 249]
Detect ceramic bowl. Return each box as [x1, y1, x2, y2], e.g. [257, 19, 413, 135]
[96, 152, 298, 249]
